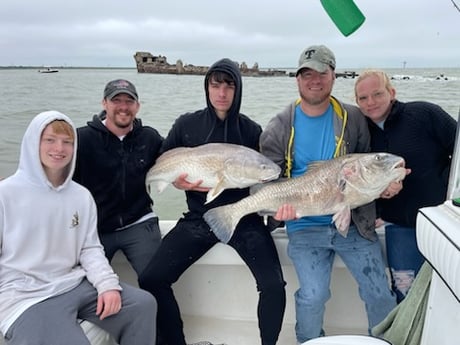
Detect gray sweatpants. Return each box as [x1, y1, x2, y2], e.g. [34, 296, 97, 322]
[4, 280, 156, 345]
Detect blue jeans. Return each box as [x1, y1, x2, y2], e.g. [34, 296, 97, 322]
[287, 225, 396, 343]
[385, 224, 425, 303]
[99, 217, 162, 277]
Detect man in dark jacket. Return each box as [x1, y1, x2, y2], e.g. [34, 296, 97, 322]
[139, 58, 286, 345]
[74, 79, 164, 278]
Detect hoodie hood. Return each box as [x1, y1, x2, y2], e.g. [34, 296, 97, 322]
[203, 58, 244, 143]
[204, 58, 243, 121]
[16, 110, 77, 191]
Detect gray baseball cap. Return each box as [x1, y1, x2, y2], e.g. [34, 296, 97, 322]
[296, 45, 336, 76]
[103, 79, 138, 100]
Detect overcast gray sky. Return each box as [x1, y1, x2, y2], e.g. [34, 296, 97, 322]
[1, 0, 459, 69]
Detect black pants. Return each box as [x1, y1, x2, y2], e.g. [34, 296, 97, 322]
[139, 214, 286, 345]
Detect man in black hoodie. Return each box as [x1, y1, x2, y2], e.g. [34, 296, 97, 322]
[139, 58, 287, 345]
[74, 79, 164, 279]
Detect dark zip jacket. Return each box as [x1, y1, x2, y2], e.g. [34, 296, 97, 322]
[73, 113, 163, 234]
[368, 100, 456, 227]
[161, 58, 262, 218]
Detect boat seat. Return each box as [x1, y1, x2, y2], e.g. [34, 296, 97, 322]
[156, 220, 388, 268]
[301, 335, 391, 344]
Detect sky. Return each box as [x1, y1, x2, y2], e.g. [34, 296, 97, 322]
[1, 0, 459, 69]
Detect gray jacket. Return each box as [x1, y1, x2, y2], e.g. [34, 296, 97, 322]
[260, 96, 378, 241]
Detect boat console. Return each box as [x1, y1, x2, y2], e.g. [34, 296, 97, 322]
[415, 200, 460, 345]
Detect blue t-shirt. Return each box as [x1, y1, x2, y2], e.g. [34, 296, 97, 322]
[286, 104, 335, 232]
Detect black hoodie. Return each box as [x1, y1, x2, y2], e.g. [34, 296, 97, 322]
[74, 112, 163, 233]
[161, 58, 262, 217]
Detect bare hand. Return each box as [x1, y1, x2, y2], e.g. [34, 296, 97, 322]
[96, 290, 122, 320]
[381, 168, 411, 199]
[172, 173, 210, 192]
[375, 217, 385, 228]
[274, 204, 298, 221]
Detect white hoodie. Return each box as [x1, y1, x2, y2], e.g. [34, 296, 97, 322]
[0, 111, 121, 334]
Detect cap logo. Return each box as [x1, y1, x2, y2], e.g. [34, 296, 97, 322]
[114, 80, 131, 89]
[304, 49, 317, 60]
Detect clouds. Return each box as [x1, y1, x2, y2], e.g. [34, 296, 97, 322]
[1, 0, 459, 68]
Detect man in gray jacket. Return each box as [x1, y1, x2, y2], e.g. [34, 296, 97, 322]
[260, 45, 397, 343]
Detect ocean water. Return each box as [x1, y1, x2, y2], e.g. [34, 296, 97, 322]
[1, 67, 459, 219]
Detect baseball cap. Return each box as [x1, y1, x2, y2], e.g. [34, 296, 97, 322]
[296, 45, 336, 76]
[103, 79, 138, 101]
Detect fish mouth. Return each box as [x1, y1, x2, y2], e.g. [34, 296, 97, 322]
[259, 172, 281, 183]
[392, 158, 406, 181]
[394, 158, 405, 169]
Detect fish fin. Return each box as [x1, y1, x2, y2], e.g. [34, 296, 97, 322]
[204, 205, 239, 243]
[337, 177, 347, 192]
[156, 181, 170, 194]
[323, 189, 345, 211]
[205, 185, 226, 204]
[205, 175, 226, 204]
[332, 205, 351, 237]
[257, 209, 276, 217]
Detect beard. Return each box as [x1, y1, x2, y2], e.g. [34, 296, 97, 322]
[113, 112, 134, 129]
[299, 90, 331, 106]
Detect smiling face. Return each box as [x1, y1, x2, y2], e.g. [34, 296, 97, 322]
[355, 71, 396, 124]
[39, 120, 74, 184]
[102, 93, 140, 135]
[296, 67, 335, 108]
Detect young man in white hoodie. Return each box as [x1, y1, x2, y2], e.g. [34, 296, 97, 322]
[0, 111, 157, 345]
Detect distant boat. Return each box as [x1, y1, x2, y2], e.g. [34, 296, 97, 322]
[38, 68, 59, 73]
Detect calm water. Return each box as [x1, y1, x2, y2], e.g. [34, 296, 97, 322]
[1, 67, 459, 218]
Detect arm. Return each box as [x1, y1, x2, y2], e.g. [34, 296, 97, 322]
[79, 192, 121, 292]
[260, 110, 292, 174]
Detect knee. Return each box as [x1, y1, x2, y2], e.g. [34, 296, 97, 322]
[296, 287, 330, 307]
[257, 274, 286, 295]
[140, 288, 157, 309]
[260, 281, 286, 300]
[129, 289, 157, 322]
[138, 265, 167, 293]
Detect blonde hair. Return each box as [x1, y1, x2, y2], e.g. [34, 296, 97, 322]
[354, 69, 394, 98]
[48, 120, 75, 141]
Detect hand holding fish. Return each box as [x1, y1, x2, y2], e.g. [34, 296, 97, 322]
[274, 203, 299, 221]
[380, 168, 411, 199]
[172, 173, 210, 192]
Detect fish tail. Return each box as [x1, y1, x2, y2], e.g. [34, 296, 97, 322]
[204, 205, 240, 243]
